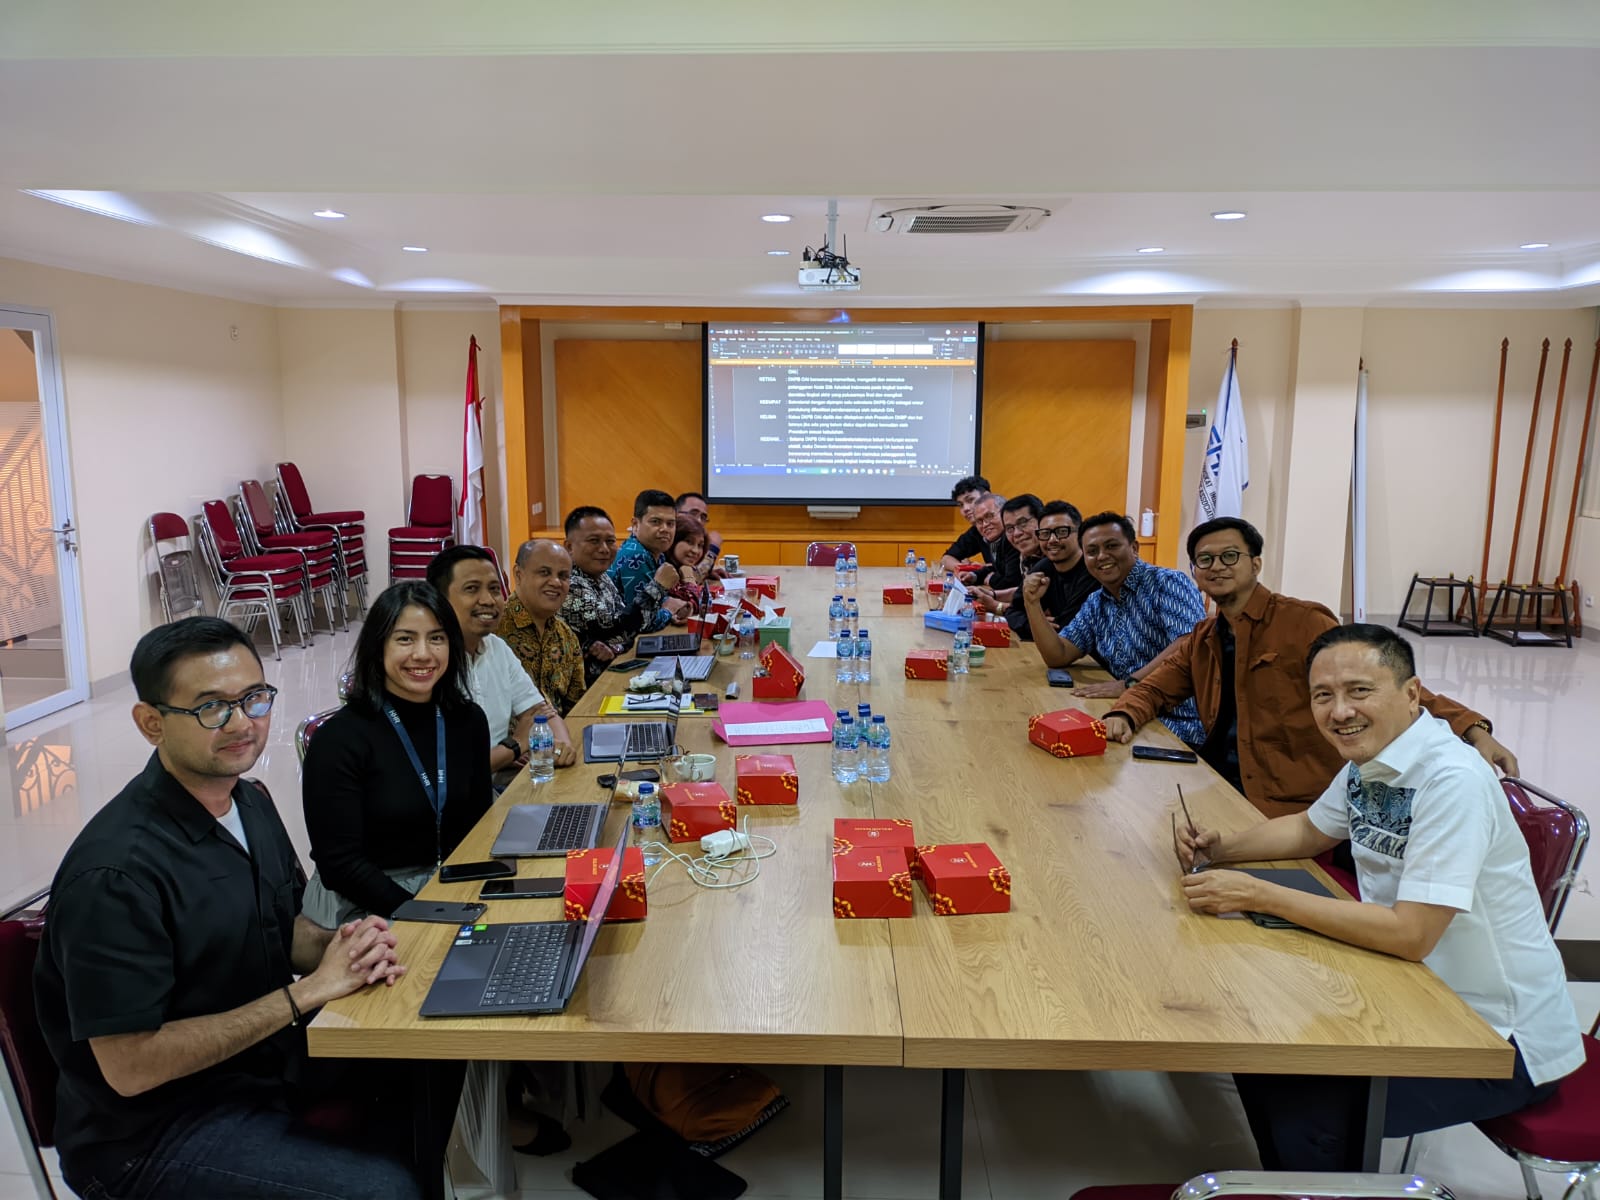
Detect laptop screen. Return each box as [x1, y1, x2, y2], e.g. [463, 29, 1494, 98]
[561, 824, 629, 999]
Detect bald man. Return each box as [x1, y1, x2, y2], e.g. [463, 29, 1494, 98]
[498, 539, 589, 716]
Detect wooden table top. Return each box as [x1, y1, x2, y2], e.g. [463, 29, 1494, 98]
[310, 566, 1511, 1079]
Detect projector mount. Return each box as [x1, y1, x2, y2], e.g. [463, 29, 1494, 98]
[799, 198, 861, 290]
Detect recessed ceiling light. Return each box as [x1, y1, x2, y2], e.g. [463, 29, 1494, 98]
[312, 209, 346, 219]
[766, 249, 791, 256]
[1211, 211, 1247, 221]
[402, 245, 428, 253]
[761, 213, 792, 223]
[1520, 242, 1550, 250]
[1136, 246, 1165, 254]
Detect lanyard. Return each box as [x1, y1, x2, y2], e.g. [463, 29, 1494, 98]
[384, 704, 448, 866]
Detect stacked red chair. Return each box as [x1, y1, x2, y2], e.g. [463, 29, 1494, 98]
[238, 480, 346, 632]
[148, 512, 207, 624]
[274, 461, 369, 614]
[389, 474, 455, 583]
[196, 501, 311, 660]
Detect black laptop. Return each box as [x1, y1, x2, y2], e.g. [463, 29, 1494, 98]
[636, 632, 702, 656]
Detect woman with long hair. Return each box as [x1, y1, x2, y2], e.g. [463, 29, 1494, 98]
[664, 512, 709, 620]
[302, 580, 492, 925]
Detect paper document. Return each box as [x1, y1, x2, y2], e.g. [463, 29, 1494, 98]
[807, 640, 838, 658]
[942, 576, 969, 614]
[721, 576, 747, 592]
[723, 718, 829, 738]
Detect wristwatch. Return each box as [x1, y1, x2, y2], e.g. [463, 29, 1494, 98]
[499, 737, 520, 755]
[1123, 676, 1137, 689]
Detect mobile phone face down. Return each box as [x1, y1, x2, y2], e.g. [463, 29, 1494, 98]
[608, 657, 651, 672]
[1046, 668, 1074, 687]
[391, 899, 488, 924]
[1131, 745, 1199, 764]
[480, 876, 565, 900]
[438, 859, 516, 883]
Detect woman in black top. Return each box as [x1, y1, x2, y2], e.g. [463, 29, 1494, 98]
[302, 581, 493, 924]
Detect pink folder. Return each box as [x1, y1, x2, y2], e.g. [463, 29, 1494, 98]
[711, 700, 836, 746]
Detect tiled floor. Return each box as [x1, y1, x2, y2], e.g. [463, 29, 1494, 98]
[4, 625, 1599, 1198]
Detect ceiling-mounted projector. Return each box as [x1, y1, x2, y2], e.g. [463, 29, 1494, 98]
[797, 199, 860, 290]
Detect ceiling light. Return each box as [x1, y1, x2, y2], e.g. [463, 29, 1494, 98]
[767, 249, 791, 256]
[1211, 211, 1247, 221]
[313, 209, 346, 219]
[761, 213, 792, 223]
[1136, 246, 1165, 254]
[402, 245, 428, 253]
[1520, 242, 1550, 250]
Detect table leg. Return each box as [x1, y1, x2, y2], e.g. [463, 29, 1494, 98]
[1358, 1076, 1388, 1170]
[823, 1065, 843, 1200]
[411, 1060, 465, 1200]
[940, 1068, 965, 1200]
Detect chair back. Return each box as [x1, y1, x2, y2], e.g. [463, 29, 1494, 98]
[408, 474, 454, 529]
[276, 461, 312, 520]
[806, 540, 857, 567]
[200, 499, 247, 561]
[0, 893, 56, 1151]
[238, 480, 278, 539]
[150, 513, 205, 621]
[296, 708, 340, 763]
[1503, 776, 1590, 932]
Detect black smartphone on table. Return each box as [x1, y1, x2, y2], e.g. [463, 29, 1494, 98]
[480, 876, 565, 900]
[438, 859, 516, 883]
[596, 767, 661, 788]
[1046, 668, 1074, 687]
[391, 898, 487, 924]
[608, 657, 651, 673]
[1131, 745, 1199, 764]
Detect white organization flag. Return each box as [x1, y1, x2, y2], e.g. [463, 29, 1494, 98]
[458, 335, 485, 547]
[1196, 345, 1249, 522]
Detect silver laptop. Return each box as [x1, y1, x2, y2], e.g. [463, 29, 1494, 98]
[490, 798, 606, 858]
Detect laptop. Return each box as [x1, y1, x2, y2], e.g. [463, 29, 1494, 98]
[636, 632, 702, 656]
[650, 655, 715, 683]
[421, 826, 627, 1017]
[580, 700, 680, 763]
[490, 796, 606, 857]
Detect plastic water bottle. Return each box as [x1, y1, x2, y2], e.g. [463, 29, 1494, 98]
[828, 594, 846, 639]
[834, 553, 848, 592]
[914, 557, 929, 596]
[847, 553, 859, 588]
[631, 782, 663, 866]
[958, 597, 976, 637]
[857, 702, 872, 724]
[864, 716, 892, 783]
[856, 629, 872, 683]
[844, 596, 860, 636]
[904, 549, 918, 586]
[836, 631, 856, 684]
[831, 715, 861, 783]
[951, 629, 971, 675]
[528, 715, 556, 782]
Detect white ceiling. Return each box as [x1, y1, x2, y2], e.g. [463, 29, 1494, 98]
[2, 3, 1599, 308]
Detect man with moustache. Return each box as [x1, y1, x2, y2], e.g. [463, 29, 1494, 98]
[968, 493, 1041, 615]
[560, 505, 680, 684]
[1014, 500, 1097, 640]
[499, 538, 587, 716]
[608, 489, 687, 629]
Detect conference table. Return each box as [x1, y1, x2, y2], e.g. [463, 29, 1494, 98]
[309, 566, 1511, 1198]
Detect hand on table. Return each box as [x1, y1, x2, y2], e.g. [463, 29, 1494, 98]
[1102, 714, 1134, 743]
[967, 586, 998, 613]
[1175, 823, 1221, 873]
[588, 641, 616, 665]
[553, 740, 578, 768]
[304, 917, 405, 1005]
[1073, 680, 1127, 699]
[1181, 869, 1269, 917]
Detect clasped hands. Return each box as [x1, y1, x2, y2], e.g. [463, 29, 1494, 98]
[305, 916, 406, 1008]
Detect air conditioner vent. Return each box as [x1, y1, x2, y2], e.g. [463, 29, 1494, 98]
[877, 204, 1051, 235]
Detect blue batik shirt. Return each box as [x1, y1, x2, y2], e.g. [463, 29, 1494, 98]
[606, 534, 671, 633]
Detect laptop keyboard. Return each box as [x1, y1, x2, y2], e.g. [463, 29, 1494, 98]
[625, 721, 673, 758]
[676, 655, 714, 681]
[533, 803, 598, 852]
[479, 924, 569, 1008]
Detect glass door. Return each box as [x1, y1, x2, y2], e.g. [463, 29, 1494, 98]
[0, 307, 88, 729]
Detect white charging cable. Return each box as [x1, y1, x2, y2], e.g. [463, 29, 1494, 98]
[643, 815, 777, 891]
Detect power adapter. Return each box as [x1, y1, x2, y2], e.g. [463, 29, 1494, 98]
[700, 829, 751, 858]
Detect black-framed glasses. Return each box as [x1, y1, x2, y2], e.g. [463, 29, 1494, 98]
[158, 685, 278, 729]
[1036, 526, 1077, 542]
[1193, 548, 1244, 569]
[1003, 517, 1038, 533]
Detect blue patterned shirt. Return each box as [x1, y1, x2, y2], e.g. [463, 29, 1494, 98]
[605, 534, 671, 633]
[1060, 559, 1207, 743]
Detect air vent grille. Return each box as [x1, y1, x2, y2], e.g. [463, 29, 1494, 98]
[903, 212, 1022, 234]
[878, 204, 1052, 235]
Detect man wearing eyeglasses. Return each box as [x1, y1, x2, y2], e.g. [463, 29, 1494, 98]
[968, 493, 1041, 615]
[1012, 500, 1097, 640]
[34, 617, 421, 1199]
[1104, 517, 1517, 817]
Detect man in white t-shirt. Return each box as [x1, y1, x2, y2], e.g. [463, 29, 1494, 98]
[1177, 622, 1582, 1169]
[428, 546, 575, 780]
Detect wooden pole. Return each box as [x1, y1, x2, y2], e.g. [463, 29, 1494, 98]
[1470, 338, 1511, 617]
[1531, 338, 1573, 584]
[1557, 338, 1600, 586]
[1504, 338, 1551, 586]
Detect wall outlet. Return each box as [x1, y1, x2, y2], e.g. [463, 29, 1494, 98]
[1586, 595, 1594, 608]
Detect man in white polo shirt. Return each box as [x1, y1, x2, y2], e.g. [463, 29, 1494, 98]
[1178, 622, 1582, 1169]
[427, 546, 575, 783]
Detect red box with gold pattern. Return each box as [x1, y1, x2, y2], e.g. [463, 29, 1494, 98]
[904, 648, 949, 680]
[687, 612, 726, 639]
[734, 753, 799, 805]
[1027, 708, 1108, 758]
[832, 817, 916, 859]
[971, 620, 1012, 648]
[927, 578, 946, 597]
[563, 848, 648, 922]
[918, 843, 1011, 915]
[882, 586, 914, 605]
[660, 781, 737, 843]
[831, 845, 914, 919]
[745, 575, 780, 600]
[752, 642, 805, 700]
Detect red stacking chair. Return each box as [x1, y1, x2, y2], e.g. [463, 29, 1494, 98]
[274, 462, 369, 614]
[196, 502, 311, 660]
[149, 512, 206, 623]
[0, 890, 59, 1199]
[1071, 1172, 1458, 1200]
[805, 540, 857, 566]
[296, 707, 340, 764]
[388, 474, 454, 583]
[237, 481, 346, 632]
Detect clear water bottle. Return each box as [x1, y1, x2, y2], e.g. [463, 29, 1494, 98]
[856, 629, 872, 683]
[904, 548, 918, 585]
[834, 553, 848, 592]
[630, 782, 663, 866]
[857, 702, 872, 724]
[914, 557, 929, 596]
[847, 553, 859, 588]
[835, 631, 856, 684]
[951, 629, 972, 675]
[844, 596, 859, 636]
[958, 597, 976, 637]
[828, 594, 846, 639]
[864, 715, 892, 783]
[736, 607, 757, 659]
[831, 715, 861, 783]
[528, 715, 556, 782]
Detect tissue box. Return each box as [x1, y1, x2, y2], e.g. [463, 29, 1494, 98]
[752, 641, 805, 699]
[734, 753, 799, 805]
[882, 586, 914, 605]
[833, 817, 916, 858]
[756, 615, 792, 651]
[918, 843, 1011, 915]
[832, 845, 914, 919]
[972, 620, 1012, 648]
[563, 848, 648, 922]
[924, 610, 963, 634]
[1027, 708, 1108, 759]
[660, 781, 737, 843]
[745, 575, 780, 599]
[904, 649, 949, 680]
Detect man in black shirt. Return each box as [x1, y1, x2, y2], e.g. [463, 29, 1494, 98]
[1015, 500, 1097, 640]
[970, 493, 1041, 613]
[938, 474, 992, 572]
[34, 617, 420, 1200]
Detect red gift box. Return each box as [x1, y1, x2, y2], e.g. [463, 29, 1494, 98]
[972, 620, 1012, 648]
[687, 612, 726, 638]
[832, 845, 914, 919]
[735, 753, 799, 805]
[832, 818, 916, 858]
[918, 843, 1011, 915]
[563, 847, 648, 921]
[660, 781, 738, 842]
[752, 641, 805, 699]
[882, 586, 914, 605]
[904, 649, 949, 680]
[927, 579, 946, 596]
[745, 575, 780, 599]
[1027, 708, 1108, 758]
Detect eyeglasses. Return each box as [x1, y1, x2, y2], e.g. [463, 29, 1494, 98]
[1036, 526, 1077, 543]
[1193, 548, 1245, 569]
[157, 685, 278, 730]
[1003, 517, 1038, 533]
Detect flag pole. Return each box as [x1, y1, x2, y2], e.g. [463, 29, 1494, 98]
[1467, 339, 1511, 619]
[1503, 338, 1551, 587]
[1351, 358, 1368, 623]
[1557, 338, 1600, 587]
[1531, 338, 1573, 584]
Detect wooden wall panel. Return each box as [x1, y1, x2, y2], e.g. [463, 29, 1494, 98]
[981, 340, 1136, 519]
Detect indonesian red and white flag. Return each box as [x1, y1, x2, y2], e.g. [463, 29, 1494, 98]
[457, 335, 486, 547]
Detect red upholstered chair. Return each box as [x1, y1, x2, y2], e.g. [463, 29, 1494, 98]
[1, 890, 59, 1199]
[274, 462, 369, 614]
[388, 474, 454, 583]
[149, 512, 206, 623]
[197, 501, 311, 660]
[1313, 848, 1360, 900]
[1070, 1171, 1459, 1200]
[239, 481, 345, 632]
[805, 540, 857, 567]
[296, 707, 341, 763]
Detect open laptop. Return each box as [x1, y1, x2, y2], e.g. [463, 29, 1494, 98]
[649, 654, 715, 683]
[421, 825, 627, 1017]
[636, 632, 702, 656]
[580, 699, 680, 763]
[490, 793, 607, 857]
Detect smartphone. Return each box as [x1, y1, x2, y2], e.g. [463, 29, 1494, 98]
[694, 692, 719, 711]
[1131, 745, 1200, 764]
[597, 767, 661, 788]
[438, 859, 516, 883]
[1046, 668, 1074, 688]
[480, 876, 565, 900]
[391, 899, 487, 924]
[608, 657, 651, 673]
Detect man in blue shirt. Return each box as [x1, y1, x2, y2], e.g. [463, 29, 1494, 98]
[606, 489, 685, 631]
[1028, 511, 1207, 744]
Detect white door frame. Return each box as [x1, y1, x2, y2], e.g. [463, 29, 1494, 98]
[0, 305, 89, 730]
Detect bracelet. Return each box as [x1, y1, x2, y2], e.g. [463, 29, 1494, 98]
[283, 985, 302, 1028]
[1464, 719, 1492, 740]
